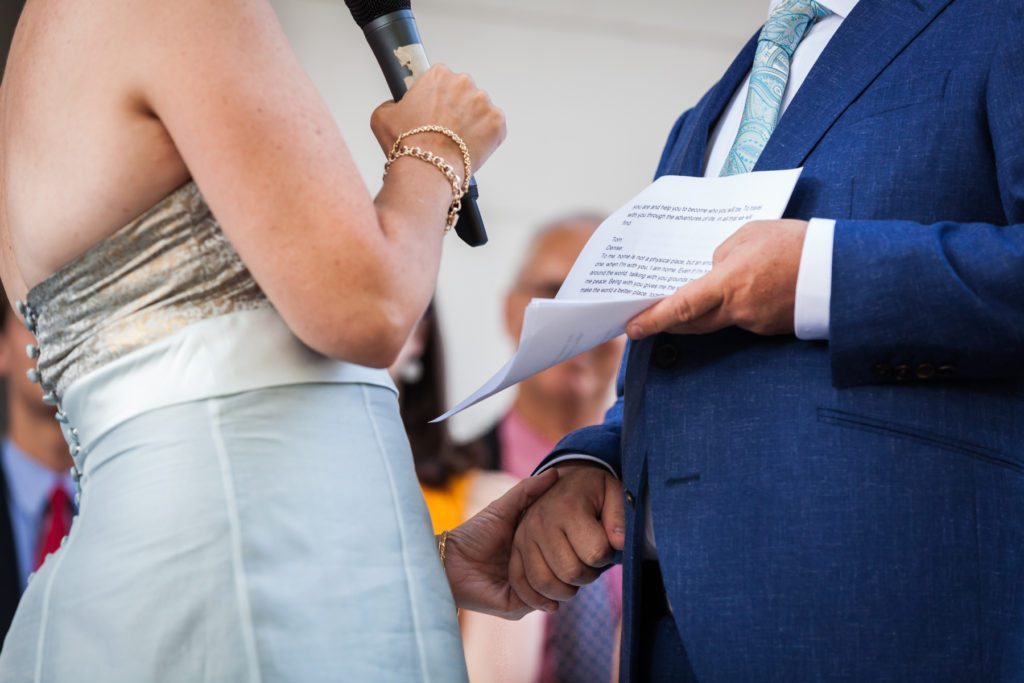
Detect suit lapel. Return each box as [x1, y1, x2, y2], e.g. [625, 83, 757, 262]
[754, 0, 955, 171]
[671, 32, 760, 177]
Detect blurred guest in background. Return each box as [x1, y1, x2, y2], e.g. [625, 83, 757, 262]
[392, 303, 547, 683]
[0, 292, 74, 642]
[471, 216, 623, 478]
[462, 216, 625, 683]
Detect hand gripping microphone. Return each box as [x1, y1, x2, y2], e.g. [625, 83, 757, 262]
[344, 0, 488, 247]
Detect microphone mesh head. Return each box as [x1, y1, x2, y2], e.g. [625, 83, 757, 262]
[344, 0, 412, 28]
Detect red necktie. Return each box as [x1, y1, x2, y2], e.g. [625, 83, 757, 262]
[34, 485, 73, 570]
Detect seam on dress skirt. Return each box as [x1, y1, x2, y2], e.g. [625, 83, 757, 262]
[361, 384, 432, 683]
[206, 398, 264, 683]
[32, 521, 75, 683]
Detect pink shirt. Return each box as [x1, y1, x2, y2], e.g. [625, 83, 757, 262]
[497, 409, 558, 480]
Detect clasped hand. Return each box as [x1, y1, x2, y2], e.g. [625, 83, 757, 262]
[456, 462, 625, 618]
[444, 464, 625, 618]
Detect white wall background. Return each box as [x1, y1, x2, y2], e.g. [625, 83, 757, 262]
[268, 0, 765, 439]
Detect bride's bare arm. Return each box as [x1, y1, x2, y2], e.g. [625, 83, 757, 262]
[0, 83, 26, 304]
[129, 0, 505, 367]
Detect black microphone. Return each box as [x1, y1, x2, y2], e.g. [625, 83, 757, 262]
[344, 0, 488, 247]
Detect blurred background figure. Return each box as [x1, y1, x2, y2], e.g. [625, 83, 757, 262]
[391, 303, 547, 683]
[464, 215, 625, 683]
[0, 291, 75, 642]
[470, 215, 624, 478]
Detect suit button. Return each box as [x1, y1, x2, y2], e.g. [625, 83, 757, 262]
[938, 364, 958, 379]
[915, 363, 936, 380]
[874, 363, 893, 380]
[894, 364, 911, 381]
[653, 344, 679, 369]
[624, 490, 636, 508]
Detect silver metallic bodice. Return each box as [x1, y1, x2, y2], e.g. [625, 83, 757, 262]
[24, 181, 269, 398]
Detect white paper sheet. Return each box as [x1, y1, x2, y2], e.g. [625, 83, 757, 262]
[434, 169, 803, 422]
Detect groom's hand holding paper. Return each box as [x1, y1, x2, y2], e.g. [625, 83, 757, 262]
[435, 168, 803, 421]
[627, 218, 809, 339]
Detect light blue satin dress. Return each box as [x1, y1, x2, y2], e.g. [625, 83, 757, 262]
[0, 182, 467, 682]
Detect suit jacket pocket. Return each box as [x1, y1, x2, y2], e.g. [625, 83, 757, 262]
[843, 70, 951, 125]
[818, 407, 1023, 474]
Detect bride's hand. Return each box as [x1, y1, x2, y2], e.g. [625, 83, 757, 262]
[443, 469, 560, 619]
[370, 65, 506, 173]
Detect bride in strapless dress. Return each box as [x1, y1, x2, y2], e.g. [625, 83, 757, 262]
[0, 1, 556, 681]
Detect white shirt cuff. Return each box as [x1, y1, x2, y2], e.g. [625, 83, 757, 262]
[794, 218, 835, 340]
[535, 453, 619, 479]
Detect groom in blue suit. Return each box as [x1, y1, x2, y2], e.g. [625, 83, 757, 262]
[509, 0, 1024, 680]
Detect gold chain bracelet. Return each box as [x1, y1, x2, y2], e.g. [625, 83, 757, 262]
[384, 126, 472, 234]
[437, 530, 450, 566]
[385, 146, 463, 232]
[391, 125, 472, 195]
[437, 530, 460, 616]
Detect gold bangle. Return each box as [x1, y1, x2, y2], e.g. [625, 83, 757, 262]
[384, 145, 463, 233]
[390, 125, 472, 197]
[437, 530, 450, 566]
[384, 125, 472, 234]
[437, 530, 460, 616]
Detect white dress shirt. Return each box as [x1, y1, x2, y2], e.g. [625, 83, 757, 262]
[543, 0, 859, 555]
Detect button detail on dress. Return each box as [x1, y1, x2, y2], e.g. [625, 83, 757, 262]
[26, 344, 40, 359]
[26, 368, 41, 384]
[624, 490, 636, 508]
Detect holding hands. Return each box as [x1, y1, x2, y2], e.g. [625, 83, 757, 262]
[447, 464, 624, 618]
[509, 464, 625, 612]
[443, 468, 561, 619]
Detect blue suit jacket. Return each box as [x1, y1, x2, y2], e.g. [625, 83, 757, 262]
[540, 0, 1024, 680]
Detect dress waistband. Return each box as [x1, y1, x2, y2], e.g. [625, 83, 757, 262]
[60, 307, 395, 468]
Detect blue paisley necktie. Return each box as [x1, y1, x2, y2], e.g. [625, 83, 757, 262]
[720, 0, 832, 176]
